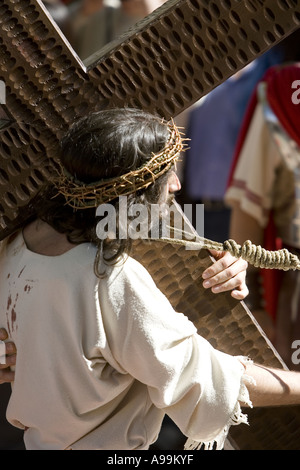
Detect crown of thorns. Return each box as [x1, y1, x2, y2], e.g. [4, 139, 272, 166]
[54, 120, 187, 209]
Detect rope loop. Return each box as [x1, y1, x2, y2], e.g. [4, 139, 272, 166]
[223, 239, 300, 271]
[155, 236, 300, 271]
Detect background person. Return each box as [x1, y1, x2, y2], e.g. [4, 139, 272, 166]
[225, 64, 300, 369]
[68, 0, 166, 60]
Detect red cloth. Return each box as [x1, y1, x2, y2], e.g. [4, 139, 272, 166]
[227, 63, 300, 320]
[261, 216, 283, 320]
[267, 63, 300, 148]
[228, 63, 300, 187]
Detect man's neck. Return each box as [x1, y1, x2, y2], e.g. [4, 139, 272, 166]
[22, 219, 78, 256]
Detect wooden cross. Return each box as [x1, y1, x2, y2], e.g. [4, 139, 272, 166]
[0, 0, 300, 449]
[0, 0, 299, 236]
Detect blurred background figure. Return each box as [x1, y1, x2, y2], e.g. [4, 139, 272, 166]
[179, 31, 300, 243]
[179, 51, 282, 242]
[67, 0, 166, 60]
[43, 0, 70, 31]
[225, 63, 300, 370]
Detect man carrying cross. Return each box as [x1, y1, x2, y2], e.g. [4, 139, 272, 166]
[0, 108, 300, 450]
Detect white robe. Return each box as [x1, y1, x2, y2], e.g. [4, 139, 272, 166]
[0, 231, 251, 450]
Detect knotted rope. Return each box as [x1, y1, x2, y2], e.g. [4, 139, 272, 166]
[158, 236, 300, 271]
[223, 239, 300, 271]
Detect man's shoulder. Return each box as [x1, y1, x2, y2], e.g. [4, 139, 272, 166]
[103, 253, 156, 288]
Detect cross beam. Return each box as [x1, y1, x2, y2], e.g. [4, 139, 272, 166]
[0, 0, 299, 236]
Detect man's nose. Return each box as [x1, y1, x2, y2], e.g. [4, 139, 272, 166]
[168, 173, 181, 193]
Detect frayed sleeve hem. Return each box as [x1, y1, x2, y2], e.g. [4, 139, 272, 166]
[184, 357, 255, 451]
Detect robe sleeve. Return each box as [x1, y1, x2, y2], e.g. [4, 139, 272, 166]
[99, 256, 253, 449]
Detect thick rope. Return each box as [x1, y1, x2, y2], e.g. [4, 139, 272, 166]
[223, 239, 300, 271]
[156, 237, 300, 271]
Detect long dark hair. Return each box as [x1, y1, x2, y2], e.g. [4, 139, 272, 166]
[33, 108, 172, 275]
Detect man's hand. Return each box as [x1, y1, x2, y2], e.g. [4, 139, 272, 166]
[202, 250, 249, 300]
[0, 328, 16, 384]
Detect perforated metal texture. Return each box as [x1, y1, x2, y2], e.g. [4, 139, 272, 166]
[0, 0, 299, 236]
[1, 0, 300, 450]
[88, 0, 300, 117]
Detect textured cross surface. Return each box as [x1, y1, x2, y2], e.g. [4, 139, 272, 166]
[0, 0, 300, 449]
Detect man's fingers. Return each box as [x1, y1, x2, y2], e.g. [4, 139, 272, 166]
[231, 285, 249, 300]
[0, 369, 15, 384]
[208, 271, 246, 293]
[209, 276, 249, 300]
[0, 334, 17, 385]
[203, 257, 248, 288]
[231, 290, 249, 300]
[5, 342, 16, 355]
[0, 328, 8, 341]
[0, 339, 16, 383]
[0, 352, 16, 369]
[202, 250, 249, 300]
